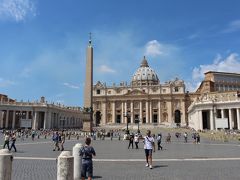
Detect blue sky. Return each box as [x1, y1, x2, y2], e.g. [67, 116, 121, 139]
[1, 0, 240, 106]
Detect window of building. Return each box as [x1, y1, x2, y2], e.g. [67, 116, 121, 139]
[174, 87, 179, 92]
[96, 89, 101, 94]
[163, 89, 166, 93]
[108, 90, 111, 94]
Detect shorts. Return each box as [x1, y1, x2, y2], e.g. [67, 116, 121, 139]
[81, 161, 93, 178]
[145, 149, 153, 157]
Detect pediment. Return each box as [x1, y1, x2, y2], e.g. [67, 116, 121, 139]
[124, 89, 146, 96]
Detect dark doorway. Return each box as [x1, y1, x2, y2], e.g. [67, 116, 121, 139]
[134, 115, 139, 123]
[142, 117, 146, 124]
[116, 115, 121, 124]
[96, 111, 101, 126]
[202, 111, 210, 129]
[174, 110, 181, 124]
[153, 114, 158, 123]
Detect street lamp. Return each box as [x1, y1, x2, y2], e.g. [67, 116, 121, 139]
[124, 112, 130, 134]
[137, 119, 140, 133]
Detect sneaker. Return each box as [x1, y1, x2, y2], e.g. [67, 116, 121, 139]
[149, 165, 153, 169]
[145, 163, 149, 167]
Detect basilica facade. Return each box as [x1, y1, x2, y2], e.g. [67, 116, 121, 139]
[92, 57, 190, 127]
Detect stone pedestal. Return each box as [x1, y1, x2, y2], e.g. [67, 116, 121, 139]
[82, 119, 92, 132]
[72, 143, 83, 180]
[0, 149, 13, 180]
[57, 151, 74, 180]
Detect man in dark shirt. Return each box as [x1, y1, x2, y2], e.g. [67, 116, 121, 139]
[80, 137, 96, 180]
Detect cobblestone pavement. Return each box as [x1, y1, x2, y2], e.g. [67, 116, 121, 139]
[1, 132, 240, 180]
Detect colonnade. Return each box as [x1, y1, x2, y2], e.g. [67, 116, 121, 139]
[197, 108, 240, 130]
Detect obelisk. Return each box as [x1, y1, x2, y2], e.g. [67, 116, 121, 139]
[83, 34, 93, 132]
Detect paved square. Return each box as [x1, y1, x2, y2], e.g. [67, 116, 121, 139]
[1, 131, 240, 180]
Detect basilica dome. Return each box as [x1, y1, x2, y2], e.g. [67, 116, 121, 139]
[131, 56, 159, 86]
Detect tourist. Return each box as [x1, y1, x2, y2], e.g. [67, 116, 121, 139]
[184, 132, 188, 143]
[3, 131, 10, 150]
[128, 134, 134, 149]
[10, 132, 17, 152]
[157, 133, 163, 150]
[59, 130, 65, 151]
[52, 131, 60, 151]
[196, 133, 200, 144]
[166, 133, 171, 143]
[143, 130, 155, 169]
[134, 134, 139, 149]
[80, 137, 96, 180]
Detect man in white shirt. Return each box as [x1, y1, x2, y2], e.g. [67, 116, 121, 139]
[143, 130, 155, 169]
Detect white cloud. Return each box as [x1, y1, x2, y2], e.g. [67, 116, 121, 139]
[0, 78, 15, 87]
[63, 82, 80, 89]
[187, 53, 240, 91]
[223, 20, 240, 33]
[144, 40, 163, 57]
[98, 65, 116, 73]
[0, 0, 36, 22]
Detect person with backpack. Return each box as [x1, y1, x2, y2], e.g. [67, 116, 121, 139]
[52, 131, 60, 151]
[80, 137, 96, 180]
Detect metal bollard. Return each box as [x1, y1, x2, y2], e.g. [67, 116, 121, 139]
[57, 151, 74, 180]
[72, 143, 83, 180]
[0, 149, 13, 180]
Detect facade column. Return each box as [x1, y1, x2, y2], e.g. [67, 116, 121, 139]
[130, 101, 134, 123]
[139, 101, 142, 124]
[237, 108, 240, 130]
[158, 101, 161, 124]
[12, 111, 16, 129]
[112, 102, 116, 123]
[102, 102, 106, 125]
[229, 109, 233, 130]
[146, 101, 149, 123]
[198, 110, 203, 130]
[210, 110, 214, 130]
[149, 101, 152, 123]
[5, 110, 9, 128]
[124, 102, 127, 124]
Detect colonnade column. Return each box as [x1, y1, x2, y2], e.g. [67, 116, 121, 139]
[139, 101, 142, 124]
[229, 109, 233, 130]
[210, 110, 214, 130]
[33, 111, 37, 129]
[158, 101, 161, 124]
[43, 111, 47, 129]
[149, 101, 152, 123]
[198, 110, 203, 130]
[12, 111, 16, 129]
[112, 102, 116, 123]
[221, 109, 224, 118]
[130, 101, 134, 123]
[0, 111, 3, 128]
[236, 108, 240, 130]
[146, 101, 149, 123]
[121, 102, 124, 124]
[5, 110, 9, 128]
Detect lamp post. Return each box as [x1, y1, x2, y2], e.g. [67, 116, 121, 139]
[137, 119, 140, 133]
[124, 113, 130, 134]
